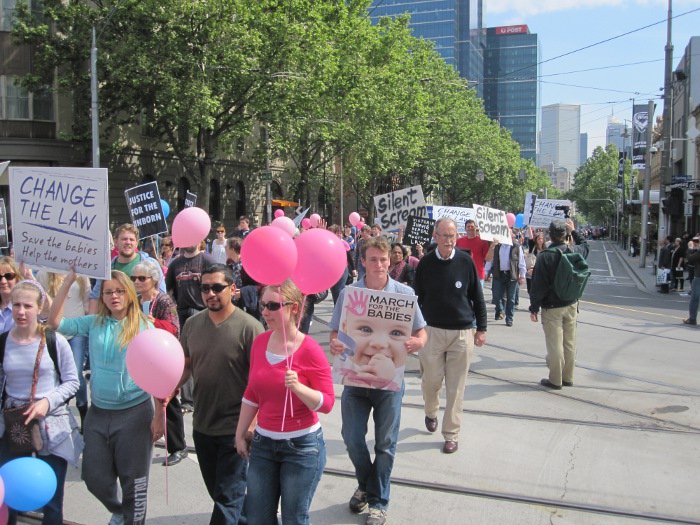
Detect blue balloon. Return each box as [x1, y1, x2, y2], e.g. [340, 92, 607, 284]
[514, 213, 524, 229]
[160, 199, 170, 219]
[0, 457, 57, 511]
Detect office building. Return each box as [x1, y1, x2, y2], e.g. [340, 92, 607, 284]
[483, 24, 539, 162]
[539, 103, 581, 175]
[580, 133, 588, 165]
[368, 0, 485, 96]
[606, 118, 631, 157]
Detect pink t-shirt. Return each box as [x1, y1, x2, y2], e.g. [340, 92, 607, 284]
[456, 235, 490, 279]
[243, 331, 335, 433]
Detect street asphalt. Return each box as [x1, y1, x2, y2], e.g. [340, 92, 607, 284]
[20, 239, 700, 525]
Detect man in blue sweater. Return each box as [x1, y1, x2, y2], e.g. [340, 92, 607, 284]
[414, 218, 488, 454]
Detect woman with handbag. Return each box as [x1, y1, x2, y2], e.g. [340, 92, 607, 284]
[48, 269, 163, 525]
[0, 279, 82, 525]
[235, 280, 334, 524]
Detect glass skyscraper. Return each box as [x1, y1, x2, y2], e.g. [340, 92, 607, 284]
[367, 0, 485, 96]
[483, 25, 539, 162]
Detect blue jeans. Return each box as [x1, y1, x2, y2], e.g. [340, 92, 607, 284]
[331, 268, 349, 306]
[0, 438, 67, 525]
[341, 384, 404, 510]
[689, 276, 700, 321]
[246, 428, 326, 525]
[69, 334, 89, 407]
[492, 274, 518, 323]
[193, 430, 247, 525]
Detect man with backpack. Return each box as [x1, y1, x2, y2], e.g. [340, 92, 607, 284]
[529, 219, 589, 390]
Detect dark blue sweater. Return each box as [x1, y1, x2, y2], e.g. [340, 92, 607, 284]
[414, 249, 488, 331]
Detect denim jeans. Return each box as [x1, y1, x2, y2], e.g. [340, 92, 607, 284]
[0, 438, 68, 525]
[688, 276, 700, 322]
[492, 274, 518, 323]
[246, 428, 326, 525]
[341, 384, 404, 510]
[193, 430, 247, 525]
[330, 268, 349, 306]
[69, 334, 89, 407]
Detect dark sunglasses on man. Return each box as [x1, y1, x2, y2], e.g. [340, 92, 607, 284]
[200, 283, 229, 294]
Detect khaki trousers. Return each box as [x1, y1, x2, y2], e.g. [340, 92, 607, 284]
[541, 304, 578, 386]
[419, 326, 474, 442]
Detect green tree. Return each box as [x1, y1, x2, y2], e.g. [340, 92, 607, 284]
[566, 145, 619, 225]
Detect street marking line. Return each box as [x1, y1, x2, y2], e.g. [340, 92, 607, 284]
[581, 300, 682, 319]
[603, 250, 614, 276]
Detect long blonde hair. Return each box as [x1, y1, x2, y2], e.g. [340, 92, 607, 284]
[97, 270, 148, 349]
[45, 272, 90, 301]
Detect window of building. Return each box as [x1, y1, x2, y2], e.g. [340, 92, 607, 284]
[2, 0, 45, 32]
[235, 181, 246, 218]
[2, 76, 55, 121]
[209, 178, 220, 220]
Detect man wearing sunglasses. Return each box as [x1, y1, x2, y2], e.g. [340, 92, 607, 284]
[88, 223, 166, 313]
[178, 264, 264, 524]
[164, 239, 216, 413]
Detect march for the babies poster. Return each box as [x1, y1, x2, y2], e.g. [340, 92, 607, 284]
[333, 288, 417, 391]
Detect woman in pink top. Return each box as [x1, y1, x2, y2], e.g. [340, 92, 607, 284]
[235, 280, 334, 525]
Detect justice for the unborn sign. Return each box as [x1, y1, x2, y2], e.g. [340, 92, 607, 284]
[10, 167, 111, 279]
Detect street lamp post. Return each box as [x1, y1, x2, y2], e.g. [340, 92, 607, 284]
[640, 100, 656, 269]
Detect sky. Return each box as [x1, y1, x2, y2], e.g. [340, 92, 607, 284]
[484, 0, 700, 159]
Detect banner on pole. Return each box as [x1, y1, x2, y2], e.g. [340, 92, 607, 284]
[124, 182, 168, 239]
[632, 104, 648, 170]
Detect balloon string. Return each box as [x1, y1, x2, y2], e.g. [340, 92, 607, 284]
[163, 404, 169, 504]
[280, 286, 290, 432]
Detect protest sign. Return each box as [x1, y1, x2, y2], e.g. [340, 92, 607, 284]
[185, 191, 197, 208]
[528, 198, 571, 228]
[0, 199, 8, 248]
[429, 205, 474, 233]
[473, 204, 512, 245]
[124, 182, 168, 238]
[333, 288, 417, 392]
[374, 185, 426, 231]
[404, 215, 435, 247]
[10, 167, 110, 279]
[522, 192, 537, 226]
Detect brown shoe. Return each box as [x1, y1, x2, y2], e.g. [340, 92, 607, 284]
[682, 318, 697, 326]
[424, 416, 438, 433]
[442, 441, 458, 454]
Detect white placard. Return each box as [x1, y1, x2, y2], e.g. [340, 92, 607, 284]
[528, 198, 571, 228]
[522, 192, 537, 226]
[374, 185, 426, 231]
[10, 167, 111, 279]
[430, 205, 474, 233]
[472, 204, 512, 245]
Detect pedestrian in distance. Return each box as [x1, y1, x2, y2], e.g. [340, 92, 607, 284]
[682, 237, 700, 326]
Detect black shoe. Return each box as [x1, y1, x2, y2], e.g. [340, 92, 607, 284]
[349, 487, 368, 514]
[163, 449, 188, 467]
[505, 320, 513, 327]
[424, 416, 438, 433]
[562, 381, 574, 387]
[540, 379, 562, 390]
[495, 312, 504, 320]
[181, 404, 194, 414]
[682, 318, 697, 326]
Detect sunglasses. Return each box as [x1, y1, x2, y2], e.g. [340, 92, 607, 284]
[130, 275, 150, 282]
[0, 273, 17, 281]
[259, 301, 293, 312]
[200, 283, 229, 294]
[216, 230, 225, 234]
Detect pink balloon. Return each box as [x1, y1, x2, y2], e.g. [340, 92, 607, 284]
[301, 218, 311, 229]
[357, 220, 365, 229]
[271, 216, 296, 237]
[349, 212, 361, 227]
[506, 213, 516, 228]
[274, 209, 285, 218]
[0, 503, 7, 525]
[309, 214, 321, 228]
[291, 228, 347, 294]
[342, 240, 351, 251]
[171, 207, 211, 248]
[240, 226, 298, 285]
[126, 328, 185, 399]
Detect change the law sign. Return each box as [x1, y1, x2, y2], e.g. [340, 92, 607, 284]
[374, 186, 427, 231]
[473, 204, 512, 245]
[528, 198, 570, 228]
[429, 205, 474, 233]
[10, 167, 111, 279]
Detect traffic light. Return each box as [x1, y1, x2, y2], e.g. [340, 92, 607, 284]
[661, 189, 683, 216]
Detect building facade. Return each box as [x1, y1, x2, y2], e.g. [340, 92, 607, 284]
[539, 103, 581, 175]
[606, 118, 632, 157]
[368, 0, 485, 96]
[483, 24, 539, 162]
